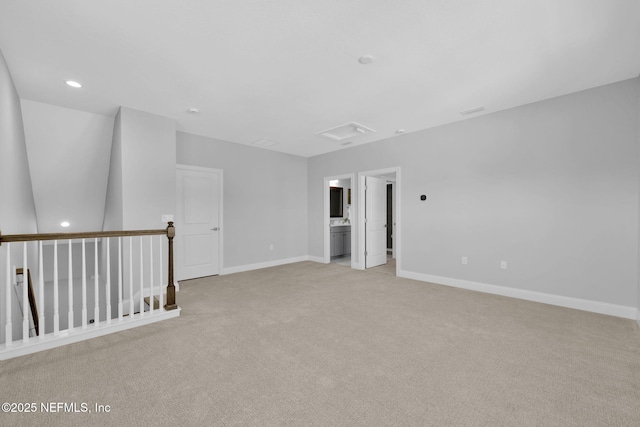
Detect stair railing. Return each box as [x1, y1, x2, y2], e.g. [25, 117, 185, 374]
[0, 222, 177, 357]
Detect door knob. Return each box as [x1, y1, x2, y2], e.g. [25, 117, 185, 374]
[211, 227, 219, 231]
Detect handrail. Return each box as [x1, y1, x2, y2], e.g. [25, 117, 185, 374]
[0, 222, 177, 310]
[0, 228, 167, 244]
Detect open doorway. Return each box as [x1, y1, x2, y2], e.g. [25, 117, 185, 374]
[386, 177, 397, 260]
[357, 167, 401, 275]
[323, 173, 356, 266]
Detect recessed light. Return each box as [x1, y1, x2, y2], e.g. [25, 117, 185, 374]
[340, 141, 353, 146]
[60, 221, 70, 227]
[396, 129, 405, 134]
[65, 80, 82, 88]
[358, 55, 374, 65]
[187, 107, 200, 114]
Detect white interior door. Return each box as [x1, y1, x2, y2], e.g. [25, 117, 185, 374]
[365, 176, 387, 268]
[176, 167, 221, 280]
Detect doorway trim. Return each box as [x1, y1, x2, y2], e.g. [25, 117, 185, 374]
[357, 167, 401, 275]
[323, 173, 356, 266]
[175, 164, 224, 279]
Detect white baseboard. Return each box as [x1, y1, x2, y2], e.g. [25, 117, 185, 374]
[0, 308, 181, 360]
[221, 256, 311, 275]
[398, 269, 637, 320]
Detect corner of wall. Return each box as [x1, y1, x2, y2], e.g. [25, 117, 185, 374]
[637, 76, 640, 317]
[102, 108, 124, 231]
[0, 48, 38, 235]
[0, 47, 39, 345]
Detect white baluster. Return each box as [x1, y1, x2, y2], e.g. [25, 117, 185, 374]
[149, 236, 154, 315]
[128, 237, 133, 318]
[94, 238, 99, 328]
[68, 240, 73, 330]
[106, 238, 111, 325]
[38, 241, 45, 337]
[53, 240, 59, 335]
[22, 242, 28, 343]
[5, 242, 12, 346]
[82, 239, 87, 329]
[118, 237, 123, 321]
[158, 235, 163, 311]
[139, 236, 144, 317]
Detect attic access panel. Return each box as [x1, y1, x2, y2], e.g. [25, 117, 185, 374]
[316, 122, 375, 141]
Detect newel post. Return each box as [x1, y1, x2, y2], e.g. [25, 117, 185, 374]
[165, 222, 177, 310]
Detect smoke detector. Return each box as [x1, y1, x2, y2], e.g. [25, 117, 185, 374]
[358, 55, 374, 64]
[316, 122, 375, 141]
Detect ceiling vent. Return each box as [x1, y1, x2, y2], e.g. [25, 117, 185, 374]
[254, 139, 278, 147]
[460, 106, 485, 116]
[316, 122, 375, 141]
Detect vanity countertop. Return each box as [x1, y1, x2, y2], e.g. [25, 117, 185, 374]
[330, 224, 351, 228]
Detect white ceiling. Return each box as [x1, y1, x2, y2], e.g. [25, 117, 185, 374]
[1, 1, 639, 158]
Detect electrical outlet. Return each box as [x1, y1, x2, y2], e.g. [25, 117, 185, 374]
[501, 261, 507, 270]
[269, 244, 274, 251]
[462, 256, 468, 265]
[161, 214, 174, 223]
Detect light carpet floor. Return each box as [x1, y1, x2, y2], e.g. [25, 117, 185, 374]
[1, 260, 639, 426]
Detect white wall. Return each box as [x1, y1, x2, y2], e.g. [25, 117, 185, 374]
[0, 51, 37, 234]
[120, 107, 176, 229]
[0, 49, 38, 343]
[177, 132, 308, 270]
[637, 85, 640, 325]
[21, 100, 114, 233]
[102, 107, 176, 314]
[309, 78, 640, 311]
[103, 107, 177, 230]
[103, 109, 124, 232]
[19, 101, 125, 326]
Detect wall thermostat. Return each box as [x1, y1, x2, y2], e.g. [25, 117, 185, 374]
[420, 195, 427, 201]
